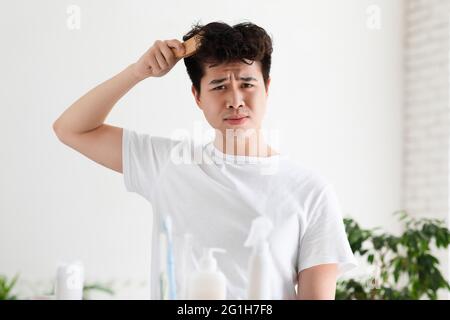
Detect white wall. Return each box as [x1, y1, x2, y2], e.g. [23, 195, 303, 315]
[403, 0, 450, 299]
[0, 0, 404, 298]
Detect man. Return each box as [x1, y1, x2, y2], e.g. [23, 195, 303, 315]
[53, 21, 357, 300]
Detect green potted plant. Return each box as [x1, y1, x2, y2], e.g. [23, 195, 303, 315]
[337, 210, 450, 299]
[0, 273, 20, 300]
[0, 274, 115, 300]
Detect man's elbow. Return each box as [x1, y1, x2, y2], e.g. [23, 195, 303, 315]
[53, 121, 63, 139]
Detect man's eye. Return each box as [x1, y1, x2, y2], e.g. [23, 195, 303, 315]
[213, 84, 254, 90]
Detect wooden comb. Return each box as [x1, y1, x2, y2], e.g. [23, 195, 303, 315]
[173, 34, 203, 59]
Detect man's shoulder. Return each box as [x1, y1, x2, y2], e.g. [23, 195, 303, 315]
[278, 158, 329, 187]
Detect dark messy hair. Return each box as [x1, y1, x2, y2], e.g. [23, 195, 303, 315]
[182, 21, 273, 95]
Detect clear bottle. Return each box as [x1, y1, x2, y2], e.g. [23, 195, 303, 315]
[179, 233, 198, 299]
[187, 248, 227, 300]
[244, 216, 274, 300]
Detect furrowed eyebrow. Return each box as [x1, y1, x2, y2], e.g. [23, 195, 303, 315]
[208, 77, 257, 86]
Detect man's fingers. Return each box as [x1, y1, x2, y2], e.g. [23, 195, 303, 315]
[148, 53, 161, 74]
[166, 39, 185, 57]
[154, 45, 169, 69]
[159, 41, 177, 65]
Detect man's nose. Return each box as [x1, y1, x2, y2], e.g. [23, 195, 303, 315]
[226, 87, 244, 109]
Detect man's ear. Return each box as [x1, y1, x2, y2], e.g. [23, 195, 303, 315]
[191, 84, 203, 110]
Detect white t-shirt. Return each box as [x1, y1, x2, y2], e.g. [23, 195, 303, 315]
[122, 128, 358, 300]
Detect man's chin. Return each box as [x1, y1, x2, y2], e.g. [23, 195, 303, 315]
[220, 126, 258, 138]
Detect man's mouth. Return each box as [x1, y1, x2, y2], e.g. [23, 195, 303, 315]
[224, 114, 249, 120]
[224, 115, 249, 125]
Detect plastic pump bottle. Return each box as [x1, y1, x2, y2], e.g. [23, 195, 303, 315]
[244, 216, 274, 300]
[187, 248, 227, 300]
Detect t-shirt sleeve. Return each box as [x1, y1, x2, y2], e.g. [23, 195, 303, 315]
[122, 128, 180, 201]
[298, 183, 358, 279]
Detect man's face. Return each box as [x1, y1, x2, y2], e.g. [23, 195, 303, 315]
[192, 60, 271, 137]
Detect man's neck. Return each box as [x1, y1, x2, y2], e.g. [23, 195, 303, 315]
[213, 130, 278, 157]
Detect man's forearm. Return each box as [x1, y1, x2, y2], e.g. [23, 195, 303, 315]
[53, 63, 142, 134]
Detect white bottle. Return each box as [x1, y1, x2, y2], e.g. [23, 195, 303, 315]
[244, 216, 274, 300]
[187, 248, 227, 300]
[55, 261, 84, 300]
